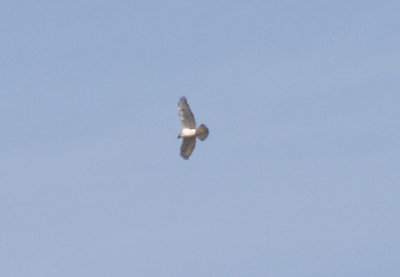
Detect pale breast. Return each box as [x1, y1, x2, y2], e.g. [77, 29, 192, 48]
[180, 128, 196, 138]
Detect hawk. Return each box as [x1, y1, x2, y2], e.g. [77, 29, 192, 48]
[177, 97, 209, 159]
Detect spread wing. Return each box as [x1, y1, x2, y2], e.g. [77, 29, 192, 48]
[178, 97, 196, 129]
[180, 137, 196, 160]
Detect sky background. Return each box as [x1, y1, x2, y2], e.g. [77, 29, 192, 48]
[1, 1, 399, 276]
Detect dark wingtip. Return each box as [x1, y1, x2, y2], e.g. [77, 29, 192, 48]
[180, 154, 189, 160]
[178, 96, 187, 106]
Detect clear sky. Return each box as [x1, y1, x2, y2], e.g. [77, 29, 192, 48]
[1, 1, 399, 276]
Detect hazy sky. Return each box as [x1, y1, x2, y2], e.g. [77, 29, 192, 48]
[1, 1, 399, 276]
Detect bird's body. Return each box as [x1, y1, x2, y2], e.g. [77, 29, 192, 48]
[178, 128, 197, 138]
[177, 97, 209, 159]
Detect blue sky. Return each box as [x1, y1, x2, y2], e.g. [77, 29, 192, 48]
[1, 1, 399, 276]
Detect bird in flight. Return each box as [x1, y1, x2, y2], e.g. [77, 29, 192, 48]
[177, 97, 209, 159]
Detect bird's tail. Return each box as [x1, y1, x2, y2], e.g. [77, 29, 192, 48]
[196, 124, 209, 141]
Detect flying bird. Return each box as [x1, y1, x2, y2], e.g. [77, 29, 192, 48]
[177, 97, 209, 159]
